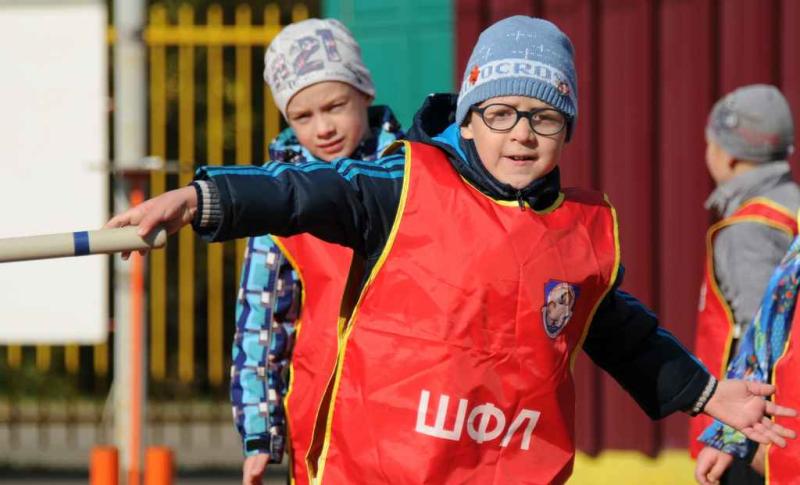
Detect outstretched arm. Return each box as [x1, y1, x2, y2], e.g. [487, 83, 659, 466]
[106, 154, 406, 259]
[584, 267, 796, 447]
[583, 267, 711, 419]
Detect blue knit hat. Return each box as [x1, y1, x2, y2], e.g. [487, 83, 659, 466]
[456, 16, 578, 133]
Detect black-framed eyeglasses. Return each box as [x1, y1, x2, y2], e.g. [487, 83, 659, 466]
[470, 103, 567, 136]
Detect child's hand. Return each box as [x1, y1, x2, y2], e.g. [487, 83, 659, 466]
[694, 446, 733, 485]
[105, 186, 198, 258]
[703, 380, 797, 447]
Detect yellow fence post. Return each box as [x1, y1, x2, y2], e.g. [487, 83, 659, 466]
[7, 345, 22, 368]
[264, 5, 281, 159]
[234, 4, 253, 282]
[148, 4, 168, 382]
[206, 4, 224, 388]
[65, 345, 80, 374]
[178, 3, 196, 384]
[292, 3, 309, 21]
[145, 4, 168, 383]
[35, 345, 51, 372]
[94, 341, 109, 378]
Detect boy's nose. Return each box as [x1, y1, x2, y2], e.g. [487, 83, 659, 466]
[509, 117, 537, 143]
[315, 116, 336, 139]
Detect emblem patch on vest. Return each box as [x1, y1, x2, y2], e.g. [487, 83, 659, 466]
[542, 280, 579, 338]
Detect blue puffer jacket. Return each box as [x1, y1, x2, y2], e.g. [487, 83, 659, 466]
[230, 105, 403, 461]
[203, 94, 714, 459]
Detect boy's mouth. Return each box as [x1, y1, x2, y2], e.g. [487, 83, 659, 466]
[503, 154, 537, 163]
[318, 138, 345, 153]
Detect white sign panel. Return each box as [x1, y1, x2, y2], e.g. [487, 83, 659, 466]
[0, 1, 108, 343]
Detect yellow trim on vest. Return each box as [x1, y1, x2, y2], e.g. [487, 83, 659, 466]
[380, 139, 406, 157]
[570, 194, 622, 371]
[271, 236, 306, 485]
[722, 215, 796, 237]
[704, 219, 739, 377]
[765, 317, 795, 484]
[313, 140, 413, 484]
[535, 191, 565, 214]
[741, 197, 796, 222]
[459, 174, 566, 213]
[766, 445, 772, 484]
[797, 207, 800, 232]
[705, 212, 797, 376]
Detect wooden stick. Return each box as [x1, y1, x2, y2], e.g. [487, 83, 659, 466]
[0, 227, 167, 263]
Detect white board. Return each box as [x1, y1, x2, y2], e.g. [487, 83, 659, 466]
[0, 0, 108, 343]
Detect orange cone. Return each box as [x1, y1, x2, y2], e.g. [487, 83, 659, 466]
[144, 446, 174, 485]
[90, 446, 118, 485]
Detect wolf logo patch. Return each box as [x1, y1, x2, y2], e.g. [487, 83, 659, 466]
[541, 280, 579, 338]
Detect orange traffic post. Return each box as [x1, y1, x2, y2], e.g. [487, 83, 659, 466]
[144, 446, 174, 485]
[90, 446, 119, 485]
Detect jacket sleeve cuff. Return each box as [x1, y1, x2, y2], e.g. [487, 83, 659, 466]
[688, 375, 718, 416]
[699, 421, 752, 459]
[191, 180, 222, 237]
[244, 434, 284, 464]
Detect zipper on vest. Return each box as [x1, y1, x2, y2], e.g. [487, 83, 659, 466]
[516, 190, 526, 211]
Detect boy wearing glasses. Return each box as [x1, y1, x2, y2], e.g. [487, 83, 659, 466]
[108, 16, 796, 484]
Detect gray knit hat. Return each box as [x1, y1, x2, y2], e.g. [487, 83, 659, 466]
[706, 84, 795, 163]
[263, 18, 376, 116]
[456, 16, 578, 132]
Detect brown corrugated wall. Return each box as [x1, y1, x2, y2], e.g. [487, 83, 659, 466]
[455, 0, 800, 454]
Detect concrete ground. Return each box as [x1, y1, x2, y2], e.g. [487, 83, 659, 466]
[0, 470, 288, 485]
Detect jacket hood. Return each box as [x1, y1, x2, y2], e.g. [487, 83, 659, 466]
[406, 93, 561, 210]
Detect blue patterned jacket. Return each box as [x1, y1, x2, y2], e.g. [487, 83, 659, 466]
[230, 105, 403, 460]
[700, 234, 800, 459]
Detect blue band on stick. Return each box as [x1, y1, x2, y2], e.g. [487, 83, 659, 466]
[73, 231, 91, 256]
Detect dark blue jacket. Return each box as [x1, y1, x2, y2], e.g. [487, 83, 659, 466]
[194, 93, 712, 420]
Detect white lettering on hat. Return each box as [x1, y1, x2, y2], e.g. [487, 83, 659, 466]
[459, 58, 574, 102]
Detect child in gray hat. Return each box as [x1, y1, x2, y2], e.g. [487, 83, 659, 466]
[229, 18, 403, 485]
[109, 17, 796, 484]
[691, 84, 800, 484]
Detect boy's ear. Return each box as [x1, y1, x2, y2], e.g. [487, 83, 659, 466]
[725, 152, 738, 169]
[460, 118, 475, 140]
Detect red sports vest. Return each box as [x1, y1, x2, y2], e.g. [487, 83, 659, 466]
[767, 286, 800, 484]
[689, 199, 797, 458]
[272, 235, 352, 485]
[308, 141, 620, 485]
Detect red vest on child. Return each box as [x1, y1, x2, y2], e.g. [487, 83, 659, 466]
[689, 200, 797, 457]
[309, 141, 620, 485]
[768, 290, 800, 484]
[272, 235, 352, 485]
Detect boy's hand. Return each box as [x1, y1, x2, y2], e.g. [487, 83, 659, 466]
[242, 453, 269, 485]
[703, 380, 797, 447]
[694, 446, 733, 485]
[105, 186, 198, 258]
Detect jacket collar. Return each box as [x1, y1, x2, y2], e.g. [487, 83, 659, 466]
[705, 161, 793, 217]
